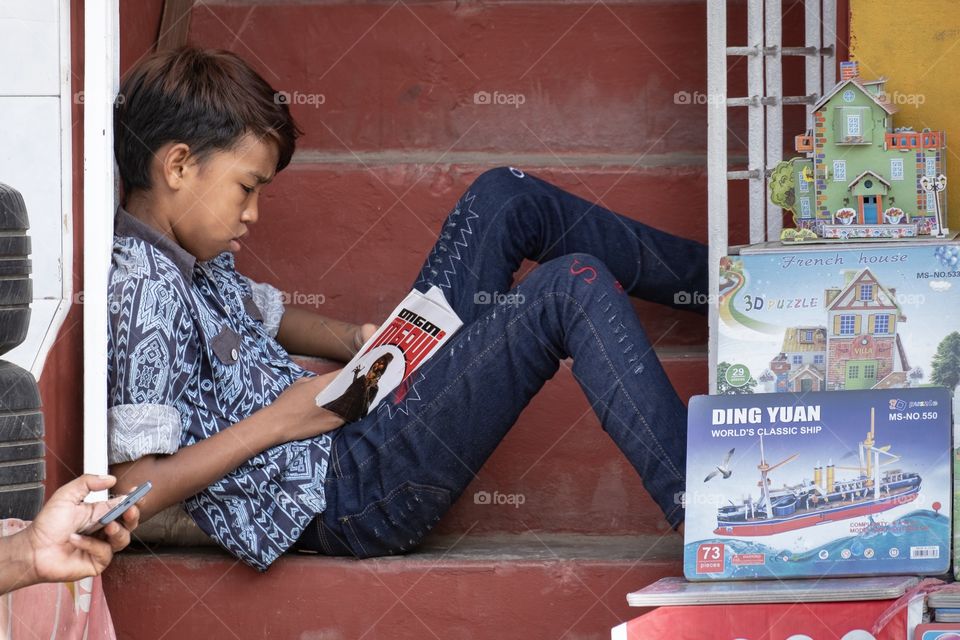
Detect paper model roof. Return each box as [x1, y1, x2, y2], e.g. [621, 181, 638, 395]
[847, 169, 891, 190]
[826, 269, 900, 314]
[812, 77, 897, 116]
[780, 327, 827, 352]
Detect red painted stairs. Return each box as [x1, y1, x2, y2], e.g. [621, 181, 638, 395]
[101, 1, 810, 638]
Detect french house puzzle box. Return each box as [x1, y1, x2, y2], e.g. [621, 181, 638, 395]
[684, 388, 951, 581]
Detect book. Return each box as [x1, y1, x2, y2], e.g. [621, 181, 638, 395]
[933, 610, 960, 623]
[930, 586, 960, 609]
[684, 388, 952, 581]
[626, 575, 919, 607]
[315, 286, 463, 421]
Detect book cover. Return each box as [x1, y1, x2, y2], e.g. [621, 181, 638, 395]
[684, 388, 952, 581]
[315, 286, 462, 421]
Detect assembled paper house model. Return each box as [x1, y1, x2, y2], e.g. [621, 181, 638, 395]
[771, 61, 948, 242]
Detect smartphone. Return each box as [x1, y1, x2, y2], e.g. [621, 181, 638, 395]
[80, 481, 152, 535]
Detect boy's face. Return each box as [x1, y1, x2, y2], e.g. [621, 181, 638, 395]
[170, 133, 280, 261]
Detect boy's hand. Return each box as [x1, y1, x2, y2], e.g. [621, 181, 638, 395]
[271, 371, 346, 442]
[353, 323, 379, 353]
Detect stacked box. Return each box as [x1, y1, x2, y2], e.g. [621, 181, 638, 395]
[717, 243, 960, 578]
[684, 388, 951, 581]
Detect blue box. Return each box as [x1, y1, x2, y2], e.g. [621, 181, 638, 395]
[683, 388, 952, 580]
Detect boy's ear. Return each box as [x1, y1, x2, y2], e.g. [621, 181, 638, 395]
[159, 142, 195, 191]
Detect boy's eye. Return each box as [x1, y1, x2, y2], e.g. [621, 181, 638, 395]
[241, 184, 255, 194]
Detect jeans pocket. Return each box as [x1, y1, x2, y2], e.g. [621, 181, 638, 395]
[341, 481, 451, 558]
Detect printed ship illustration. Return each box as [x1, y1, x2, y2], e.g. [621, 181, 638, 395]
[714, 409, 921, 536]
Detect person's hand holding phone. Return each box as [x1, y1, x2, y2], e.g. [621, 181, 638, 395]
[25, 474, 141, 585]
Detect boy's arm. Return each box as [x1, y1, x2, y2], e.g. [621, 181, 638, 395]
[275, 307, 377, 362]
[111, 373, 343, 522]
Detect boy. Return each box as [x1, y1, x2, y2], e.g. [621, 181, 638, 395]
[109, 48, 367, 569]
[110, 48, 703, 571]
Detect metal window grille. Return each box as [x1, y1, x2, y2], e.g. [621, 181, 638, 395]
[707, 0, 838, 390]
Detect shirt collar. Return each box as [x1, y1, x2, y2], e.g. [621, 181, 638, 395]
[114, 206, 197, 281]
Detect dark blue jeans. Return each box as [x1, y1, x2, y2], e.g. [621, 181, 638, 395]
[295, 167, 707, 558]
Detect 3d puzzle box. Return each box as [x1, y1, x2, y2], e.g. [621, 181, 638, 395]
[717, 243, 960, 396]
[684, 388, 951, 581]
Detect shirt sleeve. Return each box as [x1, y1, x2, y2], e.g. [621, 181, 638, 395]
[241, 276, 286, 338]
[107, 258, 198, 465]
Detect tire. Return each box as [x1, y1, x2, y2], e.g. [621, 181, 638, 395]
[0, 360, 44, 520]
[0, 183, 32, 357]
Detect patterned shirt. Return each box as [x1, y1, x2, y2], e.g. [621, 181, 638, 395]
[107, 207, 332, 571]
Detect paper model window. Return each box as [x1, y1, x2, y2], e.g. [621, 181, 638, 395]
[799, 175, 809, 193]
[859, 284, 873, 301]
[803, 330, 814, 342]
[839, 315, 856, 335]
[833, 160, 846, 181]
[874, 314, 890, 334]
[927, 191, 937, 213]
[800, 198, 811, 216]
[890, 158, 904, 180]
[814, 354, 825, 365]
[926, 156, 937, 177]
[864, 364, 877, 380]
[846, 114, 861, 136]
[792, 355, 803, 364]
[847, 364, 860, 378]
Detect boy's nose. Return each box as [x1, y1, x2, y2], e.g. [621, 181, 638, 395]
[242, 200, 259, 224]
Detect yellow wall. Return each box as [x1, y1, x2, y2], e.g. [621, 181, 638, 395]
[851, 0, 960, 225]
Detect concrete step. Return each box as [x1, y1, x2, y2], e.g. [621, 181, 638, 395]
[293, 348, 706, 535]
[187, 0, 808, 155]
[103, 533, 682, 640]
[238, 163, 719, 349]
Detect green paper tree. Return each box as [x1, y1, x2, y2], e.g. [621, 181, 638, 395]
[931, 332, 960, 389]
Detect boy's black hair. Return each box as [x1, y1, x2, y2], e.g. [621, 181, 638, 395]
[114, 47, 301, 193]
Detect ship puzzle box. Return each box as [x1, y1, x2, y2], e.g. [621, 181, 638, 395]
[684, 388, 951, 581]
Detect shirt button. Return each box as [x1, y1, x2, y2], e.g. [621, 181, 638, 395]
[231, 348, 239, 360]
